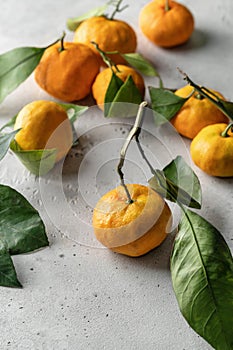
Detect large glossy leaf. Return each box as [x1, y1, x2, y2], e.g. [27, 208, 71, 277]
[0, 129, 19, 161]
[106, 75, 143, 118]
[0, 46, 46, 104]
[10, 140, 57, 176]
[0, 239, 22, 288]
[66, 4, 108, 31]
[149, 87, 188, 126]
[0, 184, 49, 255]
[149, 156, 202, 209]
[171, 209, 233, 350]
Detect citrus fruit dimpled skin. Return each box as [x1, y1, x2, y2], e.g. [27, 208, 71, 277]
[139, 0, 194, 47]
[92, 64, 145, 109]
[93, 184, 172, 257]
[74, 16, 137, 64]
[34, 42, 100, 102]
[190, 123, 233, 177]
[171, 85, 229, 139]
[14, 100, 73, 162]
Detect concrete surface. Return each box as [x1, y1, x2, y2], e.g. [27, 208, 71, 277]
[0, 0, 232, 349]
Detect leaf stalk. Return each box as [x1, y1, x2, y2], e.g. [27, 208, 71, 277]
[58, 32, 66, 52]
[221, 122, 233, 138]
[165, 0, 170, 11]
[117, 101, 148, 203]
[109, 0, 129, 20]
[180, 70, 233, 120]
[91, 41, 120, 73]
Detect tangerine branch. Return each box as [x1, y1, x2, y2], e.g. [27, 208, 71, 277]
[117, 101, 147, 203]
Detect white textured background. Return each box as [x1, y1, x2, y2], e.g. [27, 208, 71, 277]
[0, 1, 233, 349]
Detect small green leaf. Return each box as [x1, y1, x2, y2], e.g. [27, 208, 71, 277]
[218, 99, 233, 121]
[149, 87, 188, 125]
[66, 5, 108, 31]
[59, 103, 88, 144]
[104, 72, 124, 117]
[0, 239, 22, 288]
[0, 114, 17, 132]
[0, 47, 46, 104]
[10, 140, 57, 176]
[121, 53, 160, 77]
[148, 156, 202, 209]
[106, 75, 143, 118]
[0, 129, 19, 161]
[0, 184, 49, 255]
[171, 209, 233, 350]
[59, 103, 88, 124]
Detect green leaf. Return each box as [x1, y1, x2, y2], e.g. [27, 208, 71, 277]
[163, 156, 202, 207]
[149, 87, 188, 126]
[218, 99, 233, 121]
[171, 209, 233, 350]
[59, 103, 88, 124]
[121, 53, 161, 79]
[0, 239, 22, 288]
[66, 4, 108, 31]
[0, 114, 17, 132]
[0, 184, 49, 255]
[149, 156, 202, 209]
[106, 75, 143, 118]
[59, 103, 88, 144]
[104, 72, 124, 117]
[0, 46, 46, 104]
[0, 129, 19, 161]
[10, 140, 57, 176]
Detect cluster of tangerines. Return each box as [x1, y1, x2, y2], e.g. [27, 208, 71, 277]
[12, 0, 233, 257]
[34, 0, 194, 104]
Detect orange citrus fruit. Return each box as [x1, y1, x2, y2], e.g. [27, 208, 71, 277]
[73, 16, 137, 65]
[34, 42, 100, 102]
[92, 184, 172, 257]
[139, 0, 194, 47]
[92, 65, 145, 109]
[190, 123, 233, 177]
[170, 85, 229, 139]
[14, 100, 73, 162]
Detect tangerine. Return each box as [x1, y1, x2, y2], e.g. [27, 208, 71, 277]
[73, 16, 137, 65]
[34, 41, 100, 102]
[93, 184, 172, 257]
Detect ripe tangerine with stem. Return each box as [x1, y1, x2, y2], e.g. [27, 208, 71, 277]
[139, 0, 194, 48]
[93, 184, 172, 257]
[171, 85, 229, 139]
[73, 16, 137, 65]
[34, 38, 100, 102]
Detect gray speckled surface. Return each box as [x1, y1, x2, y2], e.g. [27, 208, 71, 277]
[0, 1, 233, 349]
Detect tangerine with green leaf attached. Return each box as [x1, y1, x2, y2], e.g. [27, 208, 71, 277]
[139, 0, 194, 47]
[14, 100, 73, 162]
[92, 64, 145, 109]
[190, 123, 233, 177]
[34, 40, 100, 102]
[92, 184, 172, 257]
[171, 85, 229, 139]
